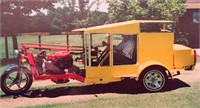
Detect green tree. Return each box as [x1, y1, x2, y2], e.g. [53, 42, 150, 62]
[48, 7, 68, 32]
[107, 0, 147, 23]
[1, 0, 57, 59]
[1, 0, 56, 34]
[30, 12, 51, 32]
[71, 0, 107, 28]
[107, 0, 188, 45]
[147, 0, 187, 20]
[107, 0, 186, 21]
[88, 11, 108, 26]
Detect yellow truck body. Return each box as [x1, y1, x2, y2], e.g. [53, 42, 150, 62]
[74, 20, 197, 92]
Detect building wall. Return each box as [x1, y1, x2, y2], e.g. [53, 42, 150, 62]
[179, 9, 200, 48]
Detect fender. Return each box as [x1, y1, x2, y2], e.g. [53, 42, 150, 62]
[4, 64, 29, 72]
[135, 61, 172, 80]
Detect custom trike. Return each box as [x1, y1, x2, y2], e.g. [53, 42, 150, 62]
[1, 20, 197, 95]
[0, 42, 89, 95]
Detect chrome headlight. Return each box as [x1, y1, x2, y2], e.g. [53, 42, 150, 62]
[14, 50, 19, 58]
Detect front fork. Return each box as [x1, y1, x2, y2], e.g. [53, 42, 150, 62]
[4, 65, 25, 89]
[15, 68, 23, 87]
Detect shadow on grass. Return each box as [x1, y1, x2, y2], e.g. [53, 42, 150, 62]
[0, 78, 190, 98]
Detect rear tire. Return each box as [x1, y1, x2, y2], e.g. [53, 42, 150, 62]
[1, 68, 33, 95]
[139, 67, 167, 92]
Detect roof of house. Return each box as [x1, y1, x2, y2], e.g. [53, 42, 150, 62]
[187, 0, 200, 9]
[187, 0, 200, 3]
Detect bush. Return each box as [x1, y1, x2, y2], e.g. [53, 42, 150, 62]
[174, 29, 189, 46]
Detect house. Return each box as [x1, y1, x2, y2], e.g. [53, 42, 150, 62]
[178, 0, 200, 48]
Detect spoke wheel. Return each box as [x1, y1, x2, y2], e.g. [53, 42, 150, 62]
[140, 68, 167, 92]
[1, 68, 33, 95]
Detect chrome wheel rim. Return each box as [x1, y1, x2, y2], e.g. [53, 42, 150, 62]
[143, 70, 165, 92]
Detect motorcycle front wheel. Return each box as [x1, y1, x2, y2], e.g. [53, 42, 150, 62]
[1, 68, 33, 95]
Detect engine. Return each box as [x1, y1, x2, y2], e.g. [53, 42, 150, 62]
[36, 51, 73, 74]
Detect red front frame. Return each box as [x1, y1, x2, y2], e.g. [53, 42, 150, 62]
[26, 51, 85, 84]
[21, 42, 83, 53]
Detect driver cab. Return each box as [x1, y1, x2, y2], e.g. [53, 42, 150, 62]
[82, 33, 138, 83]
[84, 33, 137, 66]
[73, 21, 140, 83]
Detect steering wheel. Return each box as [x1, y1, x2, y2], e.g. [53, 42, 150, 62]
[97, 46, 109, 63]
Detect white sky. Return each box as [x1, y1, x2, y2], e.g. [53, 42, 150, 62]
[54, 0, 108, 12]
[89, 0, 108, 12]
[36, 0, 108, 16]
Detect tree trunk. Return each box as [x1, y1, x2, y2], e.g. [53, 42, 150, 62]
[12, 34, 18, 50]
[38, 35, 41, 51]
[5, 35, 9, 59]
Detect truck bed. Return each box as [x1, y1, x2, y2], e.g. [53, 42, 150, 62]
[173, 44, 196, 70]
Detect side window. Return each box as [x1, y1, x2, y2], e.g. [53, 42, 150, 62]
[193, 12, 200, 24]
[90, 34, 110, 66]
[112, 34, 137, 65]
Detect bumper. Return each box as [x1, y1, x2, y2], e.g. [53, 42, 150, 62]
[185, 65, 196, 71]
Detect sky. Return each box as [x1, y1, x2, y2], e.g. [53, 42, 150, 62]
[37, 0, 108, 15]
[89, 0, 108, 12]
[54, 0, 108, 12]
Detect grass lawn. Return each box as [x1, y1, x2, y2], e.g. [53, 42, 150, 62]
[19, 82, 200, 108]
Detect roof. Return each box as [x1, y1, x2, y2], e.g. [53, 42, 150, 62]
[187, 0, 200, 3]
[72, 20, 174, 34]
[187, 0, 200, 9]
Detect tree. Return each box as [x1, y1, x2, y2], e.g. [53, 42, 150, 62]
[107, 0, 186, 22]
[147, 0, 187, 20]
[1, 0, 56, 34]
[1, 0, 57, 59]
[88, 11, 108, 26]
[33, 0, 108, 31]
[107, 0, 188, 45]
[71, 0, 107, 28]
[30, 12, 51, 32]
[48, 7, 68, 32]
[107, 0, 147, 23]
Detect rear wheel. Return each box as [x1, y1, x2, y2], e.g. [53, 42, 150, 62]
[140, 68, 167, 92]
[1, 68, 33, 95]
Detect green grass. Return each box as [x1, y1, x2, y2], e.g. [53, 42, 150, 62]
[20, 83, 200, 108]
